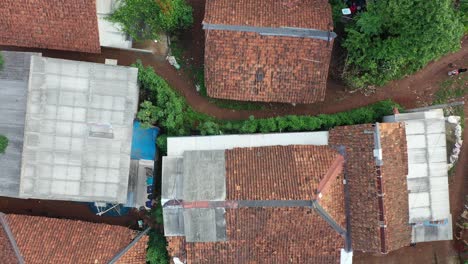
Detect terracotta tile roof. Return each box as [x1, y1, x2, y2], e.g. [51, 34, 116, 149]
[2, 214, 147, 264]
[204, 0, 332, 30]
[0, 0, 100, 53]
[379, 123, 411, 252]
[225, 145, 342, 200]
[204, 29, 333, 104]
[203, 0, 334, 104]
[167, 145, 347, 263]
[329, 124, 381, 252]
[329, 123, 411, 253]
[116, 234, 149, 264]
[185, 208, 344, 264]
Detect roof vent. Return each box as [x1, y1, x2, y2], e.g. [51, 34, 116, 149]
[255, 69, 265, 82]
[88, 123, 114, 139]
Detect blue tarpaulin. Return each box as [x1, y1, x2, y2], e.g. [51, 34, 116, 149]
[131, 121, 159, 160]
[88, 121, 159, 216]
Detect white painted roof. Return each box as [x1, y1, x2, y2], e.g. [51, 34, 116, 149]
[167, 131, 329, 156]
[96, 0, 132, 49]
[384, 109, 452, 242]
[19, 56, 139, 203]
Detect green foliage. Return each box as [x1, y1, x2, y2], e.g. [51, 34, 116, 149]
[151, 201, 164, 225]
[329, 0, 347, 26]
[147, 230, 169, 264]
[156, 134, 168, 155]
[157, 0, 193, 33]
[107, 0, 193, 41]
[0, 54, 4, 71]
[460, 0, 468, 33]
[343, 0, 464, 89]
[147, 201, 167, 263]
[135, 61, 193, 136]
[199, 121, 221, 135]
[0, 135, 8, 154]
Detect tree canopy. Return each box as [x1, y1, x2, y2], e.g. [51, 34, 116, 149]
[107, 0, 193, 41]
[343, 0, 464, 88]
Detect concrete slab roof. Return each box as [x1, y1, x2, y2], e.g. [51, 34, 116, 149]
[0, 51, 41, 198]
[19, 56, 139, 203]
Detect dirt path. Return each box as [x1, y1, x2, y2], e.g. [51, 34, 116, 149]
[2, 38, 466, 121]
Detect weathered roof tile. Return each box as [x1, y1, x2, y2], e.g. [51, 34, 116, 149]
[0, 0, 100, 53]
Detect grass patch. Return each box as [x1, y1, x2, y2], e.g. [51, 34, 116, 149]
[0, 135, 8, 154]
[169, 40, 265, 111]
[433, 74, 468, 105]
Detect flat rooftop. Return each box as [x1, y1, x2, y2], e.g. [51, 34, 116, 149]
[0, 51, 40, 197]
[19, 56, 139, 203]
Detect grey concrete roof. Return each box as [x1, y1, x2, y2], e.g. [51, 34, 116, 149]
[19, 56, 139, 203]
[182, 151, 226, 202]
[162, 150, 226, 240]
[183, 208, 227, 242]
[0, 51, 40, 198]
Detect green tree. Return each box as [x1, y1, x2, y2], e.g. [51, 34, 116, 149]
[343, 0, 464, 89]
[107, 0, 193, 41]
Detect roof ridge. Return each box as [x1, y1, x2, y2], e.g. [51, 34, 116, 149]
[0, 213, 24, 264]
[316, 154, 344, 199]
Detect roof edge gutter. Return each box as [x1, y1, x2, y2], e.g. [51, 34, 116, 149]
[0, 213, 25, 264]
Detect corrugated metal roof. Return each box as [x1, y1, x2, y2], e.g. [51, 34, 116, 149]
[384, 109, 452, 242]
[19, 56, 139, 203]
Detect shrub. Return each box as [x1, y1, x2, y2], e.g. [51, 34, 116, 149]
[147, 230, 169, 264]
[107, 0, 193, 41]
[199, 121, 221, 136]
[343, 0, 464, 89]
[0, 135, 8, 154]
[460, 0, 468, 33]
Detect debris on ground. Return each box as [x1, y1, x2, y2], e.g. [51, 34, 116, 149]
[166, 55, 180, 70]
